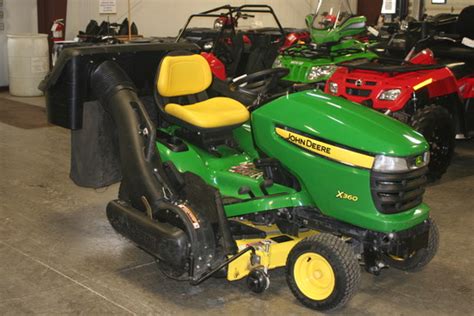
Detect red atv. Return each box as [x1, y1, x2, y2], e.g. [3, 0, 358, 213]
[325, 46, 474, 180]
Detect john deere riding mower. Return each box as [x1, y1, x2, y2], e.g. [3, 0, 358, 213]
[273, 0, 377, 84]
[44, 44, 438, 311]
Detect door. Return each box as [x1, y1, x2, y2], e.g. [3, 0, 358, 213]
[37, 0, 68, 64]
[357, 0, 383, 25]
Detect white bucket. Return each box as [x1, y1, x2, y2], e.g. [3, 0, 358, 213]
[7, 33, 49, 97]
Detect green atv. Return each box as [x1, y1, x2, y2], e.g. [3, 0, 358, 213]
[44, 45, 438, 311]
[273, 0, 377, 84]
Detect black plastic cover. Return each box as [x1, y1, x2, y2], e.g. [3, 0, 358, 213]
[40, 42, 198, 130]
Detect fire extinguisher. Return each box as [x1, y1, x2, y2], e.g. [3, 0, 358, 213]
[51, 18, 65, 42]
[51, 18, 65, 66]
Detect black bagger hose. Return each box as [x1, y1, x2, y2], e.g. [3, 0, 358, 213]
[90, 60, 237, 280]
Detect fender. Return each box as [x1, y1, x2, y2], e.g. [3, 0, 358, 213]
[201, 52, 227, 80]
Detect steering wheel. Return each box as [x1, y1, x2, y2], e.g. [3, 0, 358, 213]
[228, 67, 289, 97]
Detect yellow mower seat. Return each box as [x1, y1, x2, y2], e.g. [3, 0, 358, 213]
[157, 53, 249, 129]
[165, 97, 249, 129]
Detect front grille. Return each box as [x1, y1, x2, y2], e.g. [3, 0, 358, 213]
[371, 167, 427, 214]
[345, 79, 377, 86]
[346, 87, 371, 97]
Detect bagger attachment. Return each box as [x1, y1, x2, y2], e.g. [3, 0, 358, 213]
[91, 60, 238, 281]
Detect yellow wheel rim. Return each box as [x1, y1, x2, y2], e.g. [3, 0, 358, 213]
[294, 253, 335, 301]
[388, 254, 405, 261]
[388, 251, 416, 261]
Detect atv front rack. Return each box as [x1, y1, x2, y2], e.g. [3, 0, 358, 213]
[342, 58, 445, 75]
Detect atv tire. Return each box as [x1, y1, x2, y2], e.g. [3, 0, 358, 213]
[286, 233, 360, 311]
[385, 218, 439, 272]
[410, 105, 455, 181]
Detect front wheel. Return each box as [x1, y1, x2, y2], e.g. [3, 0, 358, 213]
[410, 105, 455, 181]
[286, 233, 361, 311]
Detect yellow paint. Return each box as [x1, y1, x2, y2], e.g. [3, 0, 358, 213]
[227, 225, 318, 281]
[157, 54, 249, 129]
[157, 54, 212, 97]
[293, 253, 335, 300]
[165, 97, 249, 129]
[413, 78, 433, 91]
[336, 190, 359, 202]
[275, 127, 374, 169]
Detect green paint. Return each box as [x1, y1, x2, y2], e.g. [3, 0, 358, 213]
[275, 40, 377, 83]
[157, 125, 313, 217]
[308, 15, 368, 44]
[157, 90, 430, 233]
[251, 90, 429, 232]
[275, 11, 376, 83]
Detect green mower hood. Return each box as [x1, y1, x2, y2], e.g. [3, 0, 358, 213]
[251, 90, 430, 232]
[253, 90, 428, 158]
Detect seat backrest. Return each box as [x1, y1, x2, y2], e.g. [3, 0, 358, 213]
[244, 34, 280, 75]
[225, 33, 245, 78]
[157, 54, 212, 97]
[457, 5, 474, 39]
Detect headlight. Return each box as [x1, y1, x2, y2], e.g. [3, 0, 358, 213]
[373, 152, 430, 172]
[307, 65, 337, 81]
[378, 89, 401, 101]
[328, 82, 338, 94]
[400, 20, 409, 31]
[272, 57, 282, 68]
[214, 18, 224, 30]
[203, 42, 213, 51]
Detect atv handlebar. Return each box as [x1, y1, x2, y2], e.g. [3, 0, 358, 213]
[433, 35, 457, 42]
[229, 67, 289, 97]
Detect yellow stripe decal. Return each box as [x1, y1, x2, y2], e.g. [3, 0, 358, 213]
[413, 78, 433, 91]
[275, 127, 374, 169]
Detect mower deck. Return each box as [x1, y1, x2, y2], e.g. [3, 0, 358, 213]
[227, 221, 318, 281]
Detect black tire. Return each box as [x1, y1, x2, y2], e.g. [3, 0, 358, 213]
[410, 105, 455, 181]
[385, 218, 439, 272]
[286, 233, 360, 311]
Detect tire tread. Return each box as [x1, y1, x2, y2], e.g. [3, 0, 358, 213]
[286, 233, 361, 311]
[410, 105, 455, 181]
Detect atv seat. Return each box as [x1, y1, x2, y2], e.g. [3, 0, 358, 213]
[155, 51, 249, 152]
[156, 52, 249, 130]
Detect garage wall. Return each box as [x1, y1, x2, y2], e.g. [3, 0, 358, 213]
[408, 0, 421, 19]
[424, 0, 471, 15]
[65, 0, 358, 40]
[0, 0, 38, 86]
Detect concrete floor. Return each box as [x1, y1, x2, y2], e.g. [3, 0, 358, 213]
[0, 93, 473, 315]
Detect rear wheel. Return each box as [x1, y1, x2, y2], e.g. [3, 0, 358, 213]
[286, 234, 360, 311]
[410, 105, 455, 181]
[385, 218, 439, 272]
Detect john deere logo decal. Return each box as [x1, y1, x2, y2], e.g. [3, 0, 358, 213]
[415, 155, 424, 167]
[275, 127, 375, 169]
[287, 133, 331, 154]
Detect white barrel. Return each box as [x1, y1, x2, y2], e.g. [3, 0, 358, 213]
[7, 34, 49, 97]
